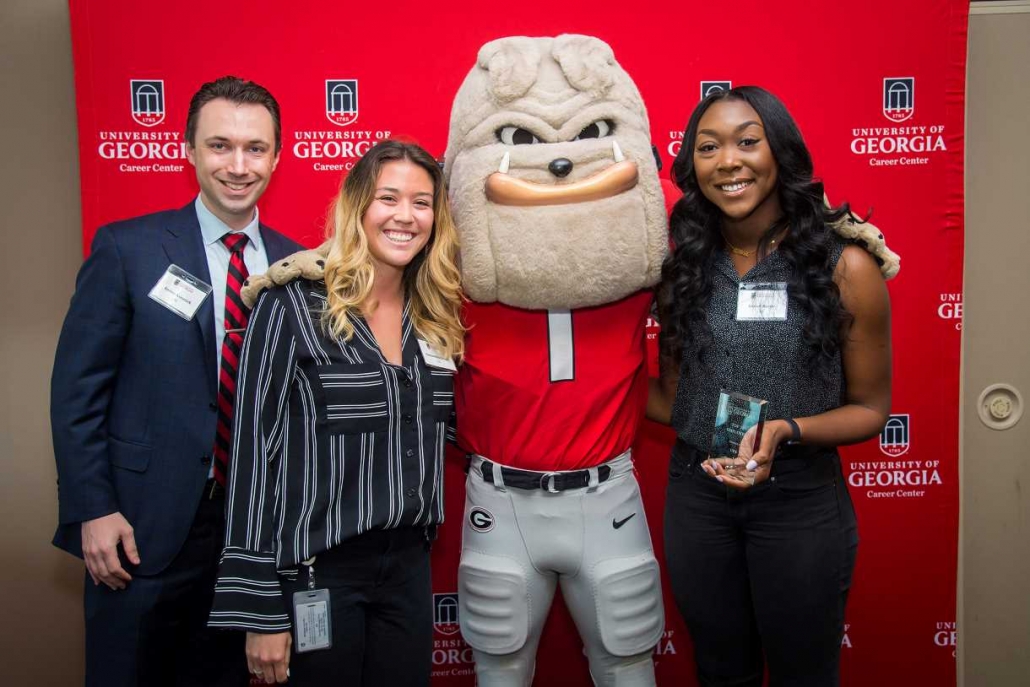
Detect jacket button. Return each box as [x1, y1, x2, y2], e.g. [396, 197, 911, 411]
[406, 488, 416, 498]
[404, 414, 413, 425]
[200, 454, 212, 465]
[209, 401, 217, 411]
[406, 449, 415, 457]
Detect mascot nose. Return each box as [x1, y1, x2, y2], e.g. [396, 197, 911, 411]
[548, 158, 574, 178]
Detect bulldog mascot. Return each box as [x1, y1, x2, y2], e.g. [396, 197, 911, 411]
[239, 33, 900, 687]
[443, 35, 669, 687]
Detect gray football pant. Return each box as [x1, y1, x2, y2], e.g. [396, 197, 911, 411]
[458, 452, 664, 687]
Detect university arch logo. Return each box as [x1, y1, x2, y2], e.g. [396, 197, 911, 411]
[131, 80, 165, 127]
[433, 593, 461, 636]
[326, 79, 358, 126]
[883, 77, 915, 123]
[880, 413, 910, 457]
[700, 80, 732, 101]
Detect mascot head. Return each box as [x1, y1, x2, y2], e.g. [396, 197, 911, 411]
[444, 34, 668, 310]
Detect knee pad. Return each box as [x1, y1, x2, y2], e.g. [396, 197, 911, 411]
[593, 554, 664, 656]
[458, 549, 529, 655]
[595, 653, 656, 687]
[472, 648, 535, 687]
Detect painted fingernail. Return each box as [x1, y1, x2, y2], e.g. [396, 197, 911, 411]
[716, 476, 724, 483]
[746, 460, 758, 471]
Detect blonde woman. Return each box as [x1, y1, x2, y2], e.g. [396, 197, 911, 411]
[209, 140, 464, 686]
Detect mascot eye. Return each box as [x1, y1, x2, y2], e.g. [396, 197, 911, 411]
[573, 120, 614, 140]
[497, 126, 541, 146]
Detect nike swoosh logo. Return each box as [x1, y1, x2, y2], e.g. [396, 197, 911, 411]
[612, 513, 636, 529]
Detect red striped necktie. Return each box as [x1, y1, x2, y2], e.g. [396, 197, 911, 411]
[213, 232, 250, 486]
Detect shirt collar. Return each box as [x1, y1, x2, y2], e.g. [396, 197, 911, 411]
[195, 195, 262, 247]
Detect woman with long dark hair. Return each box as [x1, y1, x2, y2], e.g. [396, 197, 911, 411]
[209, 140, 464, 686]
[648, 86, 892, 686]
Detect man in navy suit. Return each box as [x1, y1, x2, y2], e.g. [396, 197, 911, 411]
[51, 76, 302, 687]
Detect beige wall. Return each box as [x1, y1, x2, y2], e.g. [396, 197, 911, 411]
[959, 5, 1030, 686]
[0, 0, 87, 682]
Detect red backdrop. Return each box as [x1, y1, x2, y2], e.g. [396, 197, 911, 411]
[69, 1, 967, 684]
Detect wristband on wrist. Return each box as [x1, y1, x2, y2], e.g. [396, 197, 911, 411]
[784, 418, 802, 444]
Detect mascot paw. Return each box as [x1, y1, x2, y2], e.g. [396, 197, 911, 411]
[832, 217, 901, 280]
[241, 246, 329, 308]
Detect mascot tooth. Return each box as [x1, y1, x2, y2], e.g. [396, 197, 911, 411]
[445, 34, 668, 687]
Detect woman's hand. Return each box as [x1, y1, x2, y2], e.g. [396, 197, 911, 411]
[246, 631, 292, 684]
[702, 421, 790, 490]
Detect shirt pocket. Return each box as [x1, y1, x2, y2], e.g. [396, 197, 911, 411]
[316, 363, 391, 434]
[428, 369, 454, 422]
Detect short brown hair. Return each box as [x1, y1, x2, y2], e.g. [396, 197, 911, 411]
[184, 76, 282, 152]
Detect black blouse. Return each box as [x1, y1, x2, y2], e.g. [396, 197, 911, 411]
[209, 279, 453, 632]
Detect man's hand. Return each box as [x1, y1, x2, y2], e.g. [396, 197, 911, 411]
[246, 631, 292, 684]
[81, 512, 140, 590]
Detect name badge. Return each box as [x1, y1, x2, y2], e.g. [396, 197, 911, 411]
[418, 339, 457, 371]
[292, 588, 332, 653]
[148, 265, 211, 321]
[736, 282, 788, 321]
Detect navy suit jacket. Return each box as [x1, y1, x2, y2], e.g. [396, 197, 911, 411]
[51, 203, 302, 575]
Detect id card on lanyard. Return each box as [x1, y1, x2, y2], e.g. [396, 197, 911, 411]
[293, 558, 332, 653]
[736, 282, 788, 321]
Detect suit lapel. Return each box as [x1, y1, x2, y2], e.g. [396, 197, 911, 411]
[162, 203, 217, 396]
[260, 223, 296, 264]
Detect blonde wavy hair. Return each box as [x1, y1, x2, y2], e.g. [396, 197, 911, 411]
[320, 140, 465, 360]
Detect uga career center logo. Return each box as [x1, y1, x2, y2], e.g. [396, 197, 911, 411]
[131, 80, 165, 127]
[883, 77, 914, 123]
[879, 414, 910, 457]
[433, 593, 461, 636]
[700, 80, 732, 100]
[468, 507, 494, 533]
[850, 75, 944, 166]
[326, 79, 358, 126]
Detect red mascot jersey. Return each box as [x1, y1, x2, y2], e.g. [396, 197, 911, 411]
[454, 290, 652, 471]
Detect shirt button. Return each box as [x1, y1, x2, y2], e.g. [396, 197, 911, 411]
[200, 454, 212, 465]
[404, 379, 413, 388]
[406, 449, 415, 457]
[406, 488, 416, 498]
[404, 414, 413, 425]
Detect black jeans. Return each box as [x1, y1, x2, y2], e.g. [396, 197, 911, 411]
[280, 527, 434, 687]
[664, 442, 858, 687]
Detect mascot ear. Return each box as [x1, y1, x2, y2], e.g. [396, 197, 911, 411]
[551, 34, 616, 98]
[477, 37, 541, 103]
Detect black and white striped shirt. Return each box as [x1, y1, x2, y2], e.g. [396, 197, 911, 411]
[208, 279, 453, 632]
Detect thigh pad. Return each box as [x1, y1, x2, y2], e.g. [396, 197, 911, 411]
[459, 549, 530, 655]
[593, 554, 664, 657]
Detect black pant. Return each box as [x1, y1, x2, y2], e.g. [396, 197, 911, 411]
[280, 527, 434, 687]
[664, 443, 858, 687]
[83, 488, 248, 687]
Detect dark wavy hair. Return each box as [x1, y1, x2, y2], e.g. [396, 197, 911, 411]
[659, 85, 855, 374]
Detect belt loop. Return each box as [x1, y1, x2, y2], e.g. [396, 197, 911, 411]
[491, 461, 507, 492]
[587, 466, 600, 490]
